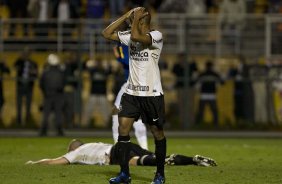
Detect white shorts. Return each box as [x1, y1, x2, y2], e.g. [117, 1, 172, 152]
[114, 83, 127, 109]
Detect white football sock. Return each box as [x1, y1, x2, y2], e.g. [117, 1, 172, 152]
[112, 114, 119, 143]
[133, 119, 148, 150]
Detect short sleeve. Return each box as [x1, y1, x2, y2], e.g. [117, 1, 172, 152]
[63, 150, 78, 163]
[149, 31, 163, 49]
[118, 30, 131, 46]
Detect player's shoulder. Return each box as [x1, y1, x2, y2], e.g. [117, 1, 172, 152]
[150, 29, 162, 33]
[149, 30, 162, 36]
[149, 30, 163, 44]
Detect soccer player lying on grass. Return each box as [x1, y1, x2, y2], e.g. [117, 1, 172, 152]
[26, 139, 217, 167]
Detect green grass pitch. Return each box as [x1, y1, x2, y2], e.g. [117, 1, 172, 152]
[0, 137, 282, 184]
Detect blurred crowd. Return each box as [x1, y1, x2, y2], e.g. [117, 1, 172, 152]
[1, 47, 282, 134]
[0, 0, 282, 21]
[0, 0, 282, 134]
[0, 0, 281, 41]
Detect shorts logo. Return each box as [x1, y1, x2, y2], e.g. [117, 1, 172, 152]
[153, 118, 159, 122]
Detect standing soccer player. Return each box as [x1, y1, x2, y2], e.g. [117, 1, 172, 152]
[102, 7, 166, 184]
[112, 42, 148, 150]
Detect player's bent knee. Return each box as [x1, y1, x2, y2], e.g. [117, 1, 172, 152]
[118, 117, 135, 135]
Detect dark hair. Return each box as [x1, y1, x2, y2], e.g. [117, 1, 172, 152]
[68, 139, 84, 152]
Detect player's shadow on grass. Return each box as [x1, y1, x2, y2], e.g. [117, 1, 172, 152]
[95, 169, 151, 183]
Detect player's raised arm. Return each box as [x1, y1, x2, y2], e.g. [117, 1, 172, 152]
[130, 7, 151, 45]
[102, 9, 134, 41]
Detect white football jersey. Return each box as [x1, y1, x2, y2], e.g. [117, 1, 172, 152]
[118, 30, 164, 96]
[63, 143, 112, 165]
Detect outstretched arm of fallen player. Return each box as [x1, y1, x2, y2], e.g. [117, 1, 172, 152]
[25, 157, 69, 165]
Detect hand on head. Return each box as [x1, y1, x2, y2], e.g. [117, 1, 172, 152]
[133, 7, 148, 20]
[126, 7, 148, 22]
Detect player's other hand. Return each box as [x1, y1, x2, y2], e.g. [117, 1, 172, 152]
[134, 7, 148, 20]
[126, 8, 136, 19]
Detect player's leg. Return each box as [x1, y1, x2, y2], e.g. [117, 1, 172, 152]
[128, 142, 154, 166]
[165, 154, 195, 165]
[133, 118, 148, 149]
[112, 84, 125, 143]
[165, 154, 217, 166]
[192, 155, 217, 167]
[143, 95, 166, 184]
[109, 117, 134, 184]
[109, 93, 139, 184]
[112, 106, 119, 143]
[150, 125, 166, 175]
[117, 117, 134, 172]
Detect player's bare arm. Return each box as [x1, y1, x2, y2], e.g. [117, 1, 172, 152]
[25, 157, 69, 165]
[130, 7, 151, 45]
[102, 9, 134, 41]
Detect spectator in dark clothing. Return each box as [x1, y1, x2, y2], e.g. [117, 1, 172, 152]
[28, 0, 52, 38]
[7, 0, 29, 36]
[172, 53, 198, 127]
[39, 54, 65, 136]
[109, 0, 125, 18]
[194, 61, 224, 127]
[51, 0, 81, 39]
[14, 48, 38, 126]
[158, 0, 187, 13]
[228, 56, 254, 124]
[52, 0, 81, 19]
[86, 0, 106, 19]
[84, 0, 106, 50]
[0, 58, 10, 121]
[147, 0, 164, 12]
[81, 58, 111, 128]
[112, 63, 125, 97]
[63, 52, 80, 128]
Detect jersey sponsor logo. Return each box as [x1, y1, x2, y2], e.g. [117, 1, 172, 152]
[130, 51, 149, 61]
[130, 51, 148, 57]
[127, 84, 149, 91]
[153, 38, 163, 44]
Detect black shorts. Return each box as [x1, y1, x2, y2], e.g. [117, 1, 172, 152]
[110, 142, 153, 165]
[118, 93, 165, 129]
